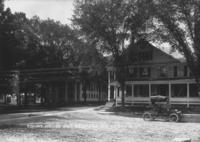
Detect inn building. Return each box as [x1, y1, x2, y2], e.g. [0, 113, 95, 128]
[107, 39, 200, 107]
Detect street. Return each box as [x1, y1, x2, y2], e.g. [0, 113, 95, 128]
[0, 106, 200, 142]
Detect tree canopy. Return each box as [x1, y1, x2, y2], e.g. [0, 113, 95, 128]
[145, 0, 200, 87]
[72, 0, 152, 105]
[0, 2, 100, 70]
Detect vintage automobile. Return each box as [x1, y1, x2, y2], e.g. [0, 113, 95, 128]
[142, 95, 183, 122]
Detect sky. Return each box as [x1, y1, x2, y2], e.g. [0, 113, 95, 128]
[4, 0, 75, 24]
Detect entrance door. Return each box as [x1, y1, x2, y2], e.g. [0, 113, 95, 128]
[110, 86, 114, 101]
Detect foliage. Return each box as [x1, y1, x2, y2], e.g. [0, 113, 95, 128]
[0, 5, 86, 69]
[0, 6, 22, 69]
[73, 0, 151, 105]
[22, 17, 83, 68]
[73, 0, 129, 58]
[147, 0, 200, 87]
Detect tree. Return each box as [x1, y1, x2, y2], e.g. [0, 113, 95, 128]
[0, 3, 33, 70]
[17, 17, 77, 68]
[147, 0, 200, 93]
[5, 15, 85, 69]
[73, 0, 150, 105]
[78, 40, 107, 104]
[0, 7, 19, 69]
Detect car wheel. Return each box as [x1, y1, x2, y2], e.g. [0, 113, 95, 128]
[169, 113, 179, 122]
[143, 112, 153, 121]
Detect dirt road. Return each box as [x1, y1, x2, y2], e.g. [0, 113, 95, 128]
[0, 106, 199, 142]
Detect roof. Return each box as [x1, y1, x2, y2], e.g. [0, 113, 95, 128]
[107, 39, 181, 67]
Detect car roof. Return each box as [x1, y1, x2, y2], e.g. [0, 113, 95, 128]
[150, 95, 168, 102]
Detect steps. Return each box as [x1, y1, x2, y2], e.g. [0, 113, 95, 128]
[105, 101, 115, 107]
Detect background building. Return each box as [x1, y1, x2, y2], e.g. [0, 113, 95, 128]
[0, 67, 107, 105]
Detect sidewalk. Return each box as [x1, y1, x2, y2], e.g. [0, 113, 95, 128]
[182, 114, 200, 123]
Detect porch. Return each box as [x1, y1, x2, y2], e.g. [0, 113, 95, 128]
[109, 79, 200, 107]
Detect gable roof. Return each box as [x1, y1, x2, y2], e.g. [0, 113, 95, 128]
[107, 39, 182, 67]
[125, 39, 181, 64]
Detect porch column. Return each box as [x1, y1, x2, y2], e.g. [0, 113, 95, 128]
[132, 84, 134, 106]
[169, 83, 171, 106]
[187, 83, 190, 108]
[108, 71, 110, 101]
[149, 83, 151, 104]
[115, 87, 117, 106]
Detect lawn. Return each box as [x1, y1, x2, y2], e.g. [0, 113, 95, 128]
[0, 106, 200, 142]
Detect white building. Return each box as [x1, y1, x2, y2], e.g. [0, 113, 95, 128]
[107, 40, 200, 108]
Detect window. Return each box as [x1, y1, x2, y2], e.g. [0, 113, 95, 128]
[128, 67, 137, 78]
[190, 84, 198, 97]
[159, 66, 168, 77]
[189, 68, 193, 77]
[174, 66, 178, 77]
[138, 51, 153, 61]
[0, 94, 4, 100]
[184, 66, 188, 77]
[87, 84, 90, 91]
[140, 67, 151, 77]
[126, 85, 132, 97]
[171, 84, 187, 97]
[134, 85, 149, 97]
[110, 71, 115, 81]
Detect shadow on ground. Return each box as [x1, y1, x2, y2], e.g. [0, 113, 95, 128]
[0, 103, 105, 114]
